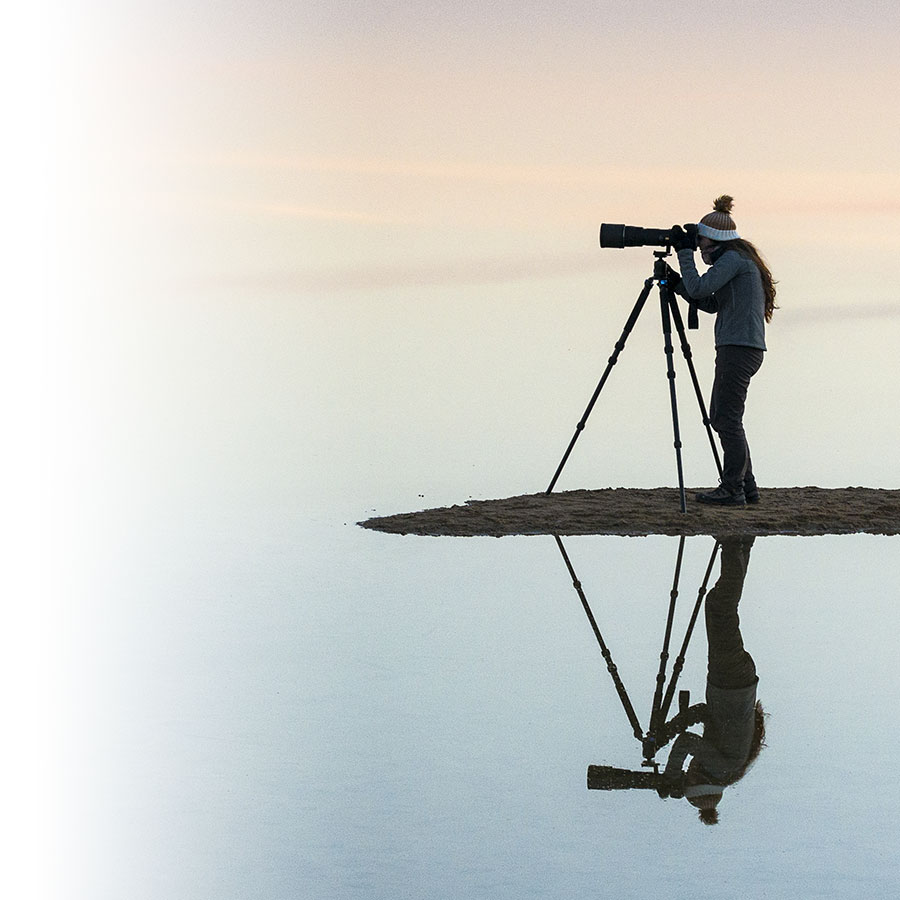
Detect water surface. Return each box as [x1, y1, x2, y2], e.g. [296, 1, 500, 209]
[55, 286, 900, 899]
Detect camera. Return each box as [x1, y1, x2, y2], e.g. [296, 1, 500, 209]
[587, 765, 685, 798]
[599, 223, 698, 250]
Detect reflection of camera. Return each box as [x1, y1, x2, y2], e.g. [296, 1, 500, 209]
[599, 223, 699, 250]
[587, 765, 685, 798]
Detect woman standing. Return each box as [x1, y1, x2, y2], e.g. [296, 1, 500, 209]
[663, 535, 766, 824]
[671, 196, 777, 506]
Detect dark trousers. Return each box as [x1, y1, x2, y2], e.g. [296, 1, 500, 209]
[707, 537, 757, 689]
[709, 345, 764, 493]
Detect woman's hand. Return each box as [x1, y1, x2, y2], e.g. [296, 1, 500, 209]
[670, 225, 693, 252]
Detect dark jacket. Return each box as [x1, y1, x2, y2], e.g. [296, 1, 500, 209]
[662, 680, 758, 785]
[676, 247, 767, 351]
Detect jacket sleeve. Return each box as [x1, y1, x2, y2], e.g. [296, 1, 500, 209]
[663, 731, 703, 777]
[661, 702, 708, 743]
[663, 730, 733, 779]
[676, 248, 743, 305]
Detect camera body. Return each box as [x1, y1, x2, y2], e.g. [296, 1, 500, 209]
[600, 223, 699, 251]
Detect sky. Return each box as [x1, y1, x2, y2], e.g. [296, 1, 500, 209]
[10, 2, 900, 894]
[33, 0, 895, 510]
[47, 0, 900, 289]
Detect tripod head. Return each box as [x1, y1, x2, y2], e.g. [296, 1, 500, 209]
[654, 249, 675, 284]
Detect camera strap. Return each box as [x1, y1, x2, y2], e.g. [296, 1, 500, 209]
[688, 304, 699, 330]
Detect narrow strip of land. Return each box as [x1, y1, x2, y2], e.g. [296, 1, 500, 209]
[359, 487, 900, 537]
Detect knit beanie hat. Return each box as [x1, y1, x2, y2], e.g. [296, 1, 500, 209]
[684, 783, 724, 809]
[697, 195, 740, 241]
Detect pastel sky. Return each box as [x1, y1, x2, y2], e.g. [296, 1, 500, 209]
[34, 0, 899, 521]
[52, 0, 900, 300]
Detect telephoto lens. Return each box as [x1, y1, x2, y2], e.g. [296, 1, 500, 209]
[599, 223, 698, 250]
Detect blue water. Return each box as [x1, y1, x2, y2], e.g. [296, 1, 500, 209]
[69, 506, 900, 898]
[52, 284, 900, 899]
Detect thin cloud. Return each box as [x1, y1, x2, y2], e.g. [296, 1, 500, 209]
[187, 153, 900, 221]
[190, 252, 600, 293]
[206, 153, 620, 186]
[258, 204, 411, 225]
[202, 153, 900, 193]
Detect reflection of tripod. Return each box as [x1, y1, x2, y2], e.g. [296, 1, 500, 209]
[546, 251, 722, 512]
[553, 535, 720, 779]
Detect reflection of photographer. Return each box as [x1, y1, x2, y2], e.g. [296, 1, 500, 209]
[662, 536, 765, 824]
[587, 536, 766, 824]
[669, 197, 778, 507]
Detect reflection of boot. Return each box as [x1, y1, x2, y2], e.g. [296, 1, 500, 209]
[713, 535, 754, 584]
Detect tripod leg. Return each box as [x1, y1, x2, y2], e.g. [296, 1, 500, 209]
[658, 285, 687, 513]
[668, 294, 723, 478]
[546, 278, 654, 494]
[554, 535, 643, 741]
[659, 540, 721, 725]
[645, 536, 685, 761]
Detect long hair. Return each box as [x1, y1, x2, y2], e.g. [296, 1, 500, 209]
[720, 700, 768, 784]
[693, 701, 767, 826]
[743, 700, 768, 771]
[720, 238, 778, 323]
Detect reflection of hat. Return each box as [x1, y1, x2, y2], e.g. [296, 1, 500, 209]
[684, 783, 724, 809]
[697, 195, 740, 241]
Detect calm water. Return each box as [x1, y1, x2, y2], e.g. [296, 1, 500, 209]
[52, 284, 900, 899]
[65, 513, 900, 899]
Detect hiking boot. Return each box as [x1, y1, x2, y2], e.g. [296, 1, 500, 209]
[696, 484, 746, 506]
[744, 484, 760, 504]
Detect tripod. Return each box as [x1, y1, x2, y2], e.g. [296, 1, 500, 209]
[553, 534, 720, 775]
[546, 250, 722, 512]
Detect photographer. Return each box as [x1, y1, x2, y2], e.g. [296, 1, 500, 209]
[662, 536, 765, 824]
[587, 536, 766, 823]
[670, 197, 777, 506]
